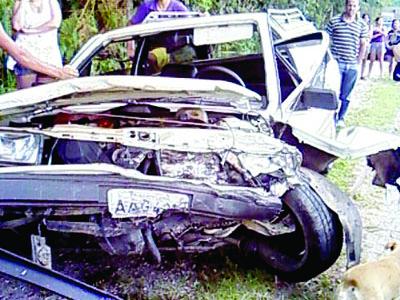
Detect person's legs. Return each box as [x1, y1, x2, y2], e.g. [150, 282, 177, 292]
[14, 64, 37, 89]
[361, 45, 370, 79]
[368, 45, 377, 77]
[16, 74, 37, 89]
[361, 57, 368, 79]
[389, 55, 394, 76]
[376, 43, 384, 78]
[338, 63, 358, 121]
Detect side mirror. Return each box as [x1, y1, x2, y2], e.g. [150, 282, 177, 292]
[300, 87, 338, 110]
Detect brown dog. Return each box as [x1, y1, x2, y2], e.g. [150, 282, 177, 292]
[336, 242, 400, 300]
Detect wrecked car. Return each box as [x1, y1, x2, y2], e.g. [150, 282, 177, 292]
[0, 75, 359, 284]
[69, 10, 400, 189]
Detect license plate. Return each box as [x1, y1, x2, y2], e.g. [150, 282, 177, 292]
[107, 188, 190, 218]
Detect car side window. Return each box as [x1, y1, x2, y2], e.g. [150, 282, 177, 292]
[89, 42, 132, 76]
[209, 31, 262, 59]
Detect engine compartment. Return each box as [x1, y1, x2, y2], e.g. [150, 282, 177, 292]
[1, 104, 287, 189]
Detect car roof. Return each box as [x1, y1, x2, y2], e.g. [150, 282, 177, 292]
[69, 13, 269, 70]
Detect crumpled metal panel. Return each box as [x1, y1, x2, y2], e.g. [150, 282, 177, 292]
[0, 76, 261, 113]
[26, 121, 303, 183]
[291, 125, 400, 159]
[160, 150, 228, 184]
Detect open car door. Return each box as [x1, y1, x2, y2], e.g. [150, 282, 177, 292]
[272, 29, 400, 188]
[268, 8, 317, 41]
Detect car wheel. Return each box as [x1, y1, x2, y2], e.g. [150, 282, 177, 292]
[240, 185, 343, 282]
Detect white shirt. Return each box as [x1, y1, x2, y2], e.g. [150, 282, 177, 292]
[8, 0, 62, 71]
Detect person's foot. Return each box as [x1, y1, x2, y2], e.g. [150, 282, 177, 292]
[336, 119, 346, 129]
[360, 76, 366, 80]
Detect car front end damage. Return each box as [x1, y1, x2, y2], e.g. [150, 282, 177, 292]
[0, 76, 360, 286]
[0, 112, 305, 256]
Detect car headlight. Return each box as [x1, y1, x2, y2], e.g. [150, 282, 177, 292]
[0, 132, 43, 165]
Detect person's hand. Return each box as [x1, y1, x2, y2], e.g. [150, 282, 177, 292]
[60, 65, 79, 79]
[127, 46, 135, 59]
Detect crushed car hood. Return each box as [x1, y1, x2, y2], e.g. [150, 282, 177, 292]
[0, 75, 261, 115]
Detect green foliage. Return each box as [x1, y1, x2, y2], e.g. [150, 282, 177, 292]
[97, 0, 128, 30]
[59, 0, 128, 72]
[0, 0, 15, 91]
[60, 0, 99, 62]
[60, 9, 98, 62]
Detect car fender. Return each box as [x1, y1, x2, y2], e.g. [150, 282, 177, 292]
[290, 124, 400, 159]
[301, 167, 362, 268]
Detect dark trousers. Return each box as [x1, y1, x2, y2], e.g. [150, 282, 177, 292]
[394, 62, 400, 81]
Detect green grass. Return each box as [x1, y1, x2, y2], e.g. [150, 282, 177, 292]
[197, 266, 275, 300]
[328, 79, 400, 191]
[346, 80, 400, 132]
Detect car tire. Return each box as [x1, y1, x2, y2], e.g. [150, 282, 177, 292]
[240, 185, 343, 282]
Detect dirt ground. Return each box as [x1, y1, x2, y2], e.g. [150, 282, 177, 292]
[337, 73, 400, 262]
[0, 71, 399, 299]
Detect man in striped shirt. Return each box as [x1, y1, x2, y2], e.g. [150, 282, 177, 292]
[326, 0, 368, 126]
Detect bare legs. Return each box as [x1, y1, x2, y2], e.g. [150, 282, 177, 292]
[16, 73, 37, 89]
[368, 43, 384, 78]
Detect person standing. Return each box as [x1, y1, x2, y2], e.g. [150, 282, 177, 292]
[8, 0, 64, 89]
[326, 0, 368, 126]
[0, 23, 76, 80]
[360, 13, 372, 79]
[386, 19, 400, 77]
[393, 44, 400, 81]
[127, 0, 188, 60]
[367, 17, 386, 78]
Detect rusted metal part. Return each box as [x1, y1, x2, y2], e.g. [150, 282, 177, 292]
[158, 242, 230, 253]
[242, 218, 295, 236]
[0, 247, 121, 300]
[0, 217, 39, 229]
[144, 227, 161, 263]
[45, 220, 133, 237]
[52, 207, 106, 216]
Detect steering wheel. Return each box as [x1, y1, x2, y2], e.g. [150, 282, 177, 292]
[195, 66, 246, 87]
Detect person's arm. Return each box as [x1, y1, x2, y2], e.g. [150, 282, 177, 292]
[21, 0, 62, 34]
[127, 40, 136, 58]
[358, 37, 367, 64]
[386, 31, 394, 49]
[174, 0, 188, 11]
[127, 19, 136, 58]
[0, 24, 77, 79]
[127, 5, 147, 59]
[358, 22, 369, 64]
[371, 32, 381, 39]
